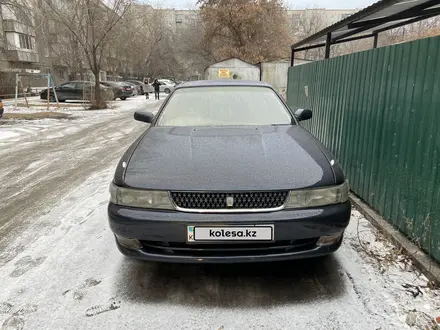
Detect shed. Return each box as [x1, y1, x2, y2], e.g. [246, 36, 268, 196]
[204, 58, 260, 81]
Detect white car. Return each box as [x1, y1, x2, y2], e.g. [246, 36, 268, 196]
[157, 79, 175, 94]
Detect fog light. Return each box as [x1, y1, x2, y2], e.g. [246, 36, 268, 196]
[115, 235, 142, 249]
[316, 232, 343, 246]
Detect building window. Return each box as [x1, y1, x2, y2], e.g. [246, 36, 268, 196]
[19, 34, 33, 50]
[291, 14, 302, 27]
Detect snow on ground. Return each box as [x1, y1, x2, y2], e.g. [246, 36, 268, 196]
[0, 130, 20, 140]
[343, 211, 440, 329]
[1, 180, 439, 329]
[0, 95, 158, 147]
[0, 98, 439, 329]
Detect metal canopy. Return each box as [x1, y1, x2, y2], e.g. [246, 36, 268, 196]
[290, 0, 440, 65]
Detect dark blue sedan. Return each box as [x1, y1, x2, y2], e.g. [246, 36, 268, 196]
[108, 80, 350, 263]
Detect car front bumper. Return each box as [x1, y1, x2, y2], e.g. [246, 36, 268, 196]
[108, 201, 351, 263]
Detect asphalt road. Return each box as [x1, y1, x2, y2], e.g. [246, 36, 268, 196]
[0, 98, 437, 330]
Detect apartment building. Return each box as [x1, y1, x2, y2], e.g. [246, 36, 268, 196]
[287, 8, 358, 36]
[0, 5, 39, 75]
[160, 7, 358, 36]
[0, 2, 73, 93]
[0, 1, 118, 94]
[158, 7, 358, 78]
[0, 4, 358, 94]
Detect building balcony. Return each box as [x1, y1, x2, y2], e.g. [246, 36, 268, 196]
[3, 19, 36, 36]
[7, 50, 39, 63]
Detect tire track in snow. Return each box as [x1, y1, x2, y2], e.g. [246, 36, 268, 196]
[0, 101, 157, 267]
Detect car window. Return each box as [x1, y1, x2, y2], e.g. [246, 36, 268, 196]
[156, 86, 293, 127]
[60, 82, 76, 89]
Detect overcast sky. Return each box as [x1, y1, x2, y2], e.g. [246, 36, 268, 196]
[153, 0, 377, 10]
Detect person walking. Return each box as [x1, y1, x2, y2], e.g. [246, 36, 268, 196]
[152, 79, 160, 100]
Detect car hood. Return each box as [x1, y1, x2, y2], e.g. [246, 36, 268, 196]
[124, 126, 335, 191]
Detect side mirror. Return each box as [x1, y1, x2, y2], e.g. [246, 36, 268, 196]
[294, 108, 312, 122]
[134, 111, 154, 123]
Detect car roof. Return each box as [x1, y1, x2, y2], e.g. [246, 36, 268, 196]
[64, 81, 91, 83]
[175, 80, 271, 89]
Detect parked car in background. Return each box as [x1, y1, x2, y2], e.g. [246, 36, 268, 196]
[108, 80, 351, 263]
[157, 79, 176, 94]
[126, 80, 148, 95]
[159, 77, 181, 85]
[0, 97, 3, 118]
[100, 81, 132, 100]
[119, 82, 136, 96]
[40, 81, 113, 102]
[124, 82, 141, 95]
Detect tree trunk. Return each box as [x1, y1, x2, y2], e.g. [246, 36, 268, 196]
[91, 70, 106, 109]
[79, 61, 84, 80]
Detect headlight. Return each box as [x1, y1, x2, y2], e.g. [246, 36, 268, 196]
[109, 183, 174, 210]
[285, 181, 349, 209]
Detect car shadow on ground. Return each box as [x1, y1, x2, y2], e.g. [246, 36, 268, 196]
[115, 256, 347, 307]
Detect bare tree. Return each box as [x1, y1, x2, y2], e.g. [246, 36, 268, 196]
[381, 16, 440, 46]
[104, 4, 182, 81]
[174, 11, 216, 78]
[39, 21, 85, 80]
[42, 0, 133, 108]
[198, 0, 290, 64]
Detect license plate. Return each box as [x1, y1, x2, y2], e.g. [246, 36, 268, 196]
[187, 225, 274, 242]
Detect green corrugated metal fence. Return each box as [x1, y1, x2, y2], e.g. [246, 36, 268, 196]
[287, 36, 440, 263]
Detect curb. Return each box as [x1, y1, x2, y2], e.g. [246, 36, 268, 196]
[349, 193, 440, 285]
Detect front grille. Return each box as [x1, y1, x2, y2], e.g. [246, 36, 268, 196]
[170, 191, 289, 210]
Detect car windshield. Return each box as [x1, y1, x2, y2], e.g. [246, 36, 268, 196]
[156, 86, 293, 127]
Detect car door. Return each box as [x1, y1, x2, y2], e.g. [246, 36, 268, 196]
[73, 82, 89, 100]
[159, 81, 166, 92]
[54, 82, 76, 100]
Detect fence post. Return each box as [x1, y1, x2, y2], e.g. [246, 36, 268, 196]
[325, 33, 332, 59]
[14, 73, 18, 110]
